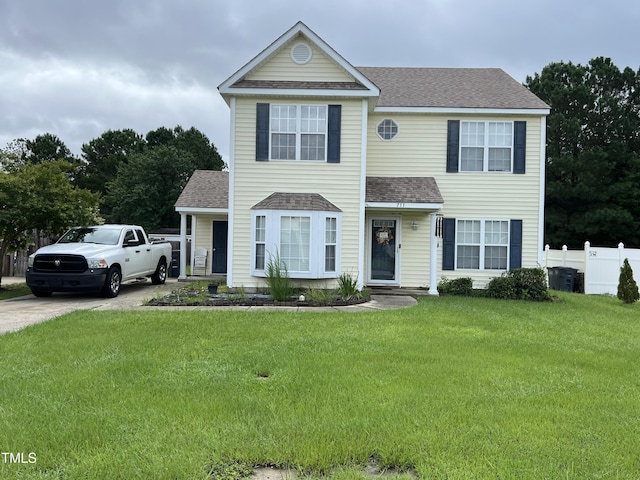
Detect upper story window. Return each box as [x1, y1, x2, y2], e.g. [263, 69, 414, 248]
[377, 119, 398, 140]
[460, 121, 513, 172]
[256, 103, 341, 163]
[271, 105, 327, 161]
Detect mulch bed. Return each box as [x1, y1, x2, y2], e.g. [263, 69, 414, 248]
[145, 294, 369, 308]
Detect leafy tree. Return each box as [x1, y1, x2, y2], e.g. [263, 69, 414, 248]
[526, 58, 640, 247]
[145, 125, 224, 171]
[22, 133, 75, 164]
[617, 258, 639, 304]
[0, 159, 100, 287]
[76, 129, 146, 195]
[104, 146, 195, 231]
[79, 126, 224, 227]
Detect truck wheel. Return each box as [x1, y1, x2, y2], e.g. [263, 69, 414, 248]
[103, 267, 121, 298]
[32, 290, 52, 298]
[151, 260, 167, 285]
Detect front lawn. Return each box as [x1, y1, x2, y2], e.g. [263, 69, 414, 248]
[1, 293, 638, 479]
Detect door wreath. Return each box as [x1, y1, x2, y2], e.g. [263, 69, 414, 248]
[375, 226, 393, 245]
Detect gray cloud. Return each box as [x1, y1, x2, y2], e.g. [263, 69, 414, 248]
[1, 0, 638, 160]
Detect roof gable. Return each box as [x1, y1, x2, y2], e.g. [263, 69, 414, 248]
[245, 34, 354, 83]
[218, 21, 379, 103]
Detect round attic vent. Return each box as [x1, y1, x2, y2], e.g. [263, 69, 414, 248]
[290, 42, 312, 64]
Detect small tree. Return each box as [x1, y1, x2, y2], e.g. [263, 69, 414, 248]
[617, 259, 639, 304]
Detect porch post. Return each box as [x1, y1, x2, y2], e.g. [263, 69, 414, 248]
[191, 215, 198, 275]
[178, 213, 187, 280]
[429, 212, 439, 295]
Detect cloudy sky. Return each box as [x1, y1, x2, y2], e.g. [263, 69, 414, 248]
[1, 0, 638, 163]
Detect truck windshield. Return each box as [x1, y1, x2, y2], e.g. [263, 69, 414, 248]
[58, 227, 121, 245]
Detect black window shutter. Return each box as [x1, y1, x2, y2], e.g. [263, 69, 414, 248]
[513, 121, 526, 174]
[446, 120, 460, 173]
[509, 219, 523, 269]
[256, 103, 270, 161]
[327, 105, 341, 163]
[442, 218, 456, 270]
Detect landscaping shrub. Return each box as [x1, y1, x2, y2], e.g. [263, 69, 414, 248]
[336, 272, 360, 300]
[265, 253, 295, 301]
[437, 277, 473, 296]
[304, 287, 334, 304]
[487, 268, 551, 301]
[617, 258, 639, 304]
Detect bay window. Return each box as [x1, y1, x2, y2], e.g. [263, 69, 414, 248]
[251, 210, 341, 278]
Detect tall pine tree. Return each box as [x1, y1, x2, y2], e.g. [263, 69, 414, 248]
[526, 58, 640, 248]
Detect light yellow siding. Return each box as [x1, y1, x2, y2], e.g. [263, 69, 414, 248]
[247, 36, 354, 83]
[367, 113, 544, 287]
[230, 97, 364, 288]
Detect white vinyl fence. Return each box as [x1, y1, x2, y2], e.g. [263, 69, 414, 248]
[543, 242, 640, 295]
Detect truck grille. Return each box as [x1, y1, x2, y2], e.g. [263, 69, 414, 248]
[33, 254, 88, 273]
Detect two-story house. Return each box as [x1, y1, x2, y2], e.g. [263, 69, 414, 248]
[175, 21, 550, 293]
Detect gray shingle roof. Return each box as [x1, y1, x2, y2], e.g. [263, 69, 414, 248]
[252, 193, 342, 212]
[357, 67, 549, 109]
[231, 79, 368, 90]
[175, 170, 228, 209]
[366, 177, 444, 204]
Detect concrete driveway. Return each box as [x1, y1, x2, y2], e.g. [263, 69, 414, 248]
[1, 278, 419, 335]
[0, 277, 178, 335]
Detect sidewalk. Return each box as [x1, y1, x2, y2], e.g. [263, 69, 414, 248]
[1, 276, 26, 285]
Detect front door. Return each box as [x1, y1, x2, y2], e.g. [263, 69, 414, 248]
[369, 218, 399, 284]
[211, 221, 228, 274]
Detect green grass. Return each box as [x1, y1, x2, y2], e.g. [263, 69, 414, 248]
[1, 293, 639, 479]
[0, 281, 31, 300]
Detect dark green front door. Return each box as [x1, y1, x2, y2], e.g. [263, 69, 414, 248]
[211, 221, 228, 274]
[370, 219, 396, 281]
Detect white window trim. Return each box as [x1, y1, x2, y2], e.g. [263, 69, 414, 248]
[376, 118, 399, 141]
[455, 219, 510, 271]
[459, 120, 514, 173]
[251, 209, 342, 279]
[270, 104, 328, 162]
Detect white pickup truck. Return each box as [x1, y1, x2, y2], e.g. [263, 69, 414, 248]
[26, 224, 172, 298]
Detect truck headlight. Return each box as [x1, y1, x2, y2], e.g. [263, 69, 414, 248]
[28, 255, 35, 268]
[88, 258, 108, 269]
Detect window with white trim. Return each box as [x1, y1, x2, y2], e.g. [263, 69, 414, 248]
[325, 217, 337, 272]
[270, 105, 327, 161]
[255, 215, 266, 270]
[251, 210, 341, 278]
[456, 219, 509, 270]
[280, 216, 311, 271]
[377, 119, 398, 140]
[460, 121, 513, 172]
